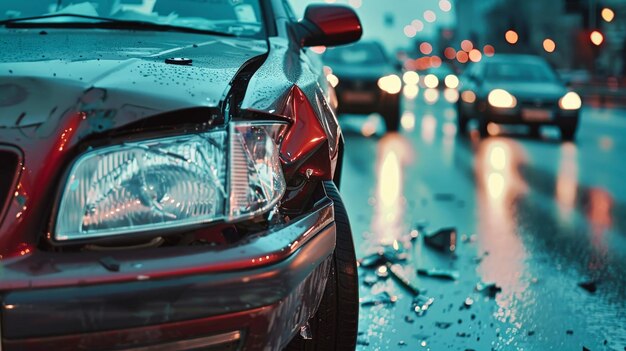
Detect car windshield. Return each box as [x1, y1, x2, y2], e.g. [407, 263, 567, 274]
[324, 43, 387, 65]
[485, 61, 558, 83]
[0, 0, 265, 37]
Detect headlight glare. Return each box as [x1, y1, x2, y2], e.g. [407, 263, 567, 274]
[559, 92, 582, 110]
[378, 74, 402, 94]
[488, 89, 517, 108]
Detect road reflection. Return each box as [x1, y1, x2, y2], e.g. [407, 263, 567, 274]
[556, 143, 579, 222]
[475, 139, 531, 328]
[372, 133, 413, 245]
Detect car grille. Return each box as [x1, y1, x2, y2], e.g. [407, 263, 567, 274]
[519, 99, 558, 109]
[0, 148, 20, 223]
[342, 79, 378, 91]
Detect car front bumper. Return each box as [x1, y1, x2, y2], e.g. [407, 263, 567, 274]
[483, 104, 580, 126]
[0, 197, 337, 351]
[335, 84, 399, 115]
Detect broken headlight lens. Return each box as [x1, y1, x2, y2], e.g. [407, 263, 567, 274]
[55, 123, 287, 241]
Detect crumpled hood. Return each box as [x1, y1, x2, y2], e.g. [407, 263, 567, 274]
[0, 29, 268, 132]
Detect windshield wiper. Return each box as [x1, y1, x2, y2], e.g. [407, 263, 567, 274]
[0, 13, 118, 25]
[0, 13, 236, 37]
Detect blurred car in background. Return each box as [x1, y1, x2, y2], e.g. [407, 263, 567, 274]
[457, 54, 582, 140]
[324, 41, 402, 131]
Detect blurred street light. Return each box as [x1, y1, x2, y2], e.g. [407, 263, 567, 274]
[439, 0, 452, 12]
[505, 30, 519, 44]
[404, 25, 417, 38]
[590, 30, 604, 46]
[461, 40, 474, 52]
[444, 47, 456, 60]
[601, 8, 615, 22]
[420, 42, 433, 55]
[348, 0, 362, 8]
[411, 19, 424, 32]
[543, 39, 556, 53]
[469, 49, 482, 62]
[456, 50, 469, 63]
[484, 45, 495, 57]
[424, 10, 437, 23]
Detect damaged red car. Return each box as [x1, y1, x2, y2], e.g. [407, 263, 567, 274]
[0, 1, 361, 350]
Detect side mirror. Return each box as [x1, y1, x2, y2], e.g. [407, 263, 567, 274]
[297, 5, 363, 47]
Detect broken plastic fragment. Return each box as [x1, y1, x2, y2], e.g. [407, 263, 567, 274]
[424, 227, 457, 253]
[412, 295, 435, 316]
[360, 291, 398, 307]
[578, 280, 598, 293]
[363, 273, 379, 286]
[434, 321, 452, 329]
[300, 323, 312, 340]
[376, 265, 389, 279]
[382, 243, 409, 263]
[417, 268, 460, 281]
[359, 252, 386, 268]
[475, 282, 502, 298]
[387, 263, 420, 296]
[460, 297, 474, 310]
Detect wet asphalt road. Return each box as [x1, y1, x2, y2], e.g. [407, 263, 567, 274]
[338, 89, 626, 350]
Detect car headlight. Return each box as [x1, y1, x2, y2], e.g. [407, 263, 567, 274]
[444, 74, 459, 89]
[423, 74, 439, 89]
[488, 89, 517, 108]
[55, 122, 287, 241]
[559, 92, 582, 110]
[378, 74, 402, 94]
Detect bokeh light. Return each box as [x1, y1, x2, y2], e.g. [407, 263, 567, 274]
[461, 40, 474, 52]
[484, 45, 496, 57]
[404, 25, 417, 38]
[602, 8, 615, 22]
[444, 47, 457, 60]
[505, 30, 519, 44]
[439, 0, 452, 12]
[543, 38, 556, 53]
[424, 10, 437, 23]
[590, 31, 604, 46]
[403, 71, 420, 85]
[424, 74, 439, 89]
[469, 49, 482, 62]
[456, 50, 469, 63]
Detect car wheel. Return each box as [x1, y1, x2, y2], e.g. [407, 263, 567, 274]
[560, 124, 577, 141]
[456, 102, 469, 135]
[381, 102, 401, 132]
[284, 181, 359, 351]
[478, 118, 489, 138]
[529, 125, 541, 139]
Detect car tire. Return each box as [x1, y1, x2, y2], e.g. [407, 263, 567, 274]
[284, 181, 359, 351]
[478, 118, 489, 138]
[529, 125, 541, 139]
[560, 124, 577, 141]
[381, 99, 401, 132]
[456, 102, 469, 136]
